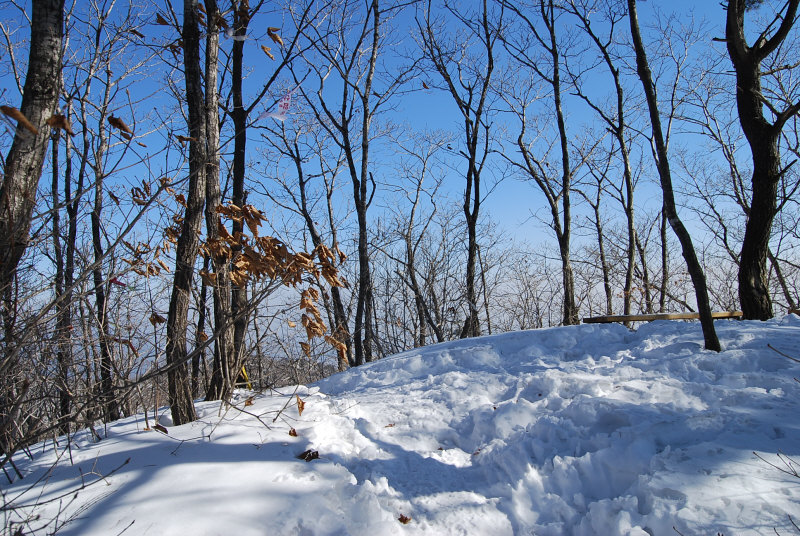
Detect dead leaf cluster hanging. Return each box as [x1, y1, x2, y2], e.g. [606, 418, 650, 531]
[47, 114, 75, 135]
[191, 201, 348, 359]
[267, 27, 283, 46]
[1, 105, 38, 135]
[108, 114, 133, 140]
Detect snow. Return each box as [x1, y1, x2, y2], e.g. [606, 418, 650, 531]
[5, 317, 800, 535]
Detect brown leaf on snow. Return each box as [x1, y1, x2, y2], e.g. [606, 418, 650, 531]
[296, 395, 305, 417]
[296, 449, 318, 462]
[244, 397, 254, 407]
[398, 514, 412, 524]
[385, 423, 395, 428]
[153, 423, 168, 434]
[289, 428, 298, 437]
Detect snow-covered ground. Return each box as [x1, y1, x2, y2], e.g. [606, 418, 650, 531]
[5, 317, 800, 535]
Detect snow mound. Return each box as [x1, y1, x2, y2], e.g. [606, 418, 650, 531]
[6, 319, 800, 535]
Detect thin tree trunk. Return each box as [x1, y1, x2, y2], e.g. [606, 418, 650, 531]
[659, 208, 668, 312]
[51, 127, 72, 433]
[628, 0, 720, 351]
[90, 70, 120, 423]
[768, 249, 797, 310]
[230, 0, 250, 376]
[203, 0, 236, 402]
[293, 149, 353, 369]
[351, 0, 380, 365]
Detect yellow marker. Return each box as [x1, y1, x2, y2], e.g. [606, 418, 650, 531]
[240, 366, 253, 390]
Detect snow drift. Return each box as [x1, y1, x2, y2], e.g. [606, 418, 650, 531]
[5, 317, 800, 535]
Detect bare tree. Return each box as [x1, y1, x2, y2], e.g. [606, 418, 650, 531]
[293, 0, 414, 364]
[627, 0, 721, 351]
[418, 0, 502, 338]
[725, 0, 800, 319]
[499, 0, 581, 326]
[260, 117, 355, 370]
[566, 0, 640, 320]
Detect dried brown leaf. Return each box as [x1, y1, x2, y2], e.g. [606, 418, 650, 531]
[108, 115, 134, 141]
[296, 395, 305, 417]
[0, 105, 38, 135]
[46, 114, 75, 135]
[267, 28, 283, 46]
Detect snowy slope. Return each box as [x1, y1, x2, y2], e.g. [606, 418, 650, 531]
[5, 317, 800, 535]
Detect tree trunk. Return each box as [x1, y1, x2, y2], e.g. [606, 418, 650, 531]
[352, 0, 380, 365]
[230, 0, 250, 377]
[203, 0, 236, 402]
[659, 208, 668, 312]
[0, 0, 64, 366]
[51, 127, 73, 433]
[635, 232, 653, 313]
[726, 0, 800, 320]
[91, 140, 120, 423]
[628, 0, 720, 351]
[165, 0, 208, 425]
[193, 256, 210, 399]
[293, 152, 353, 369]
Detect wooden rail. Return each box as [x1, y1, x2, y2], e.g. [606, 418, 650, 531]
[583, 311, 743, 324]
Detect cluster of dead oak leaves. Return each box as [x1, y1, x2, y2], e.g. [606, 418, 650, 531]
[196, 201, 349, 359]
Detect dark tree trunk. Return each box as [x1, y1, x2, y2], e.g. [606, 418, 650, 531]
[293, 149, 353, 369]
[545, 0, 577, 327]
[420, 0, 497, 339]
[166, 0, 208, 425]
[51, 127, 73, 433]
[230, 0, 250, 377]
[193, 256, 209, 399]
[628, 0, 721, 351]
[659, 208, 668, 312]
[726, 0, 800, 320]
[91, 142, 120, 423]
[350, 0, 379, 365]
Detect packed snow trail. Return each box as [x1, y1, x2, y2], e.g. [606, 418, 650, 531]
[6, 317, 800, 535]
